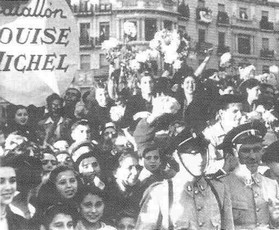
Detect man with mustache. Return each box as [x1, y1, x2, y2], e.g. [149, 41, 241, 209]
[220, 121, 279, 229]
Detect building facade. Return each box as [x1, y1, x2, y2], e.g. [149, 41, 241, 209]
[72, 0, 279, 90]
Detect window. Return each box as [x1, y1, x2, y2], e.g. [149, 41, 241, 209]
[218, 32, 225, 46]
[164, 20, 172, 30]
[145, 19, 157, 41]
[198, 0, 205, 8]
[100, 54, 109, 68]
[80, 23, 90, 45]
[238, 34, 251, 54]
[262, 38, 269, 50]
[218, 3, 225, 12]
[239, 7, 248, 20]
[99, 22, 110, 43]
[198, 29, 205, 43]
[263, 65, 270, 74]
[80, 54, 91, 70]
[262, 11, 269, 21]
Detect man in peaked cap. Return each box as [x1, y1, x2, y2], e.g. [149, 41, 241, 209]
[262, 140, 279, 185]
[220, 121, 279, 229]
[136, 129, 234, 230]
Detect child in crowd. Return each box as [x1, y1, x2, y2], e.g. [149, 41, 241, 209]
[76, 185, 116, 230]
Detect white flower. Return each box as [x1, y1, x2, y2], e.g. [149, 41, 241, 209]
[149, 39, 161, 50]
[123, 21, 137, 38]
[270, 65, 279, 74]
[101, 38, 120, 50]
[110, 105, 125, 122]
[173, 59, 182, 70]
[239, 65, 256, 80]
[129, 59, 141, 71]
[135, 51, 150, 63]
[146, 49, 159, 60]
[220, 52, 232, 67]
[164, 47, 178, 64]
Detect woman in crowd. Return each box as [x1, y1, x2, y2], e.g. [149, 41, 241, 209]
[39, 203, 78, 230]
[9, 155, 42, 220]
[36, 165, 81, 215]
[0, 156, 28, 230]
[5, 105, 40, 144]
[238, 78, 262, 113]
[107, 151, 143, 217]
[76, 185, 116, 230]
[177, 70, 212, 132]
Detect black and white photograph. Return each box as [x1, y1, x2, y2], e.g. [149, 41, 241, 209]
[2, 0, 279, 229]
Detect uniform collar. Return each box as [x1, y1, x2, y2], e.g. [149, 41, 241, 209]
[184, 176, 208, 196]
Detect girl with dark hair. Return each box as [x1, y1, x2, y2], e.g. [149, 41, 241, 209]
[5, 104, 40, 144]
[40, 203, 78, 230]
[36, 165, 82, 216]
[76, 185, 116, 230]
[8, 155, 43, 220]
[0, 156, 28, 230]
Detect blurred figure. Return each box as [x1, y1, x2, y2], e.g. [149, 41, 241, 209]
[63, 87, 81, 120]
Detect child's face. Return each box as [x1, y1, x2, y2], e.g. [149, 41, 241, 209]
[143, 150, 161, 173]
[47, 213, 74, 230]
[117, 216, 136, 230]
[72, 125, 91, 143]
[80, 193, 104, 224]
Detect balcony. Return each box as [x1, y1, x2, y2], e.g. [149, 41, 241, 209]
[79, 37, 102, 50]
[196, 7, 213, 24]
[196, 41, 214, 55]
[231, 16, 258, 30]
[114, 0, 177, 12]
[260, 19, 274, 31]
[72, 3, 112, 16]
[217, 45, 230, 55]
[260, 49, 275, 59]
[217, 11, 230, 26]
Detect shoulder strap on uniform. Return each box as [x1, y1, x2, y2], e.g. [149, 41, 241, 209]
[168, 179, 174, 230]
[205, 178, 223, 216]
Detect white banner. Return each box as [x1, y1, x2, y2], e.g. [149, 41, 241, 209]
[0, 0, 79, 106]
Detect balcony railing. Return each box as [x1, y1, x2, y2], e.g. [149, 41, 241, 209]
[114, 0, 176, 12]
[196, 41, 213, 55]
[79, 37, 102, 49]
[260, 20, 274, 31]
[260, 49, 274, 58]
[72, 3, 112, 15]
[231, 16, 258, 30]
[196, 7, 213, 24]
[217, 11, 230, 25]
[217, 45, 230, 55]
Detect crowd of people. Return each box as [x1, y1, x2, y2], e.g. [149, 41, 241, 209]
[2, 52, 279, 230]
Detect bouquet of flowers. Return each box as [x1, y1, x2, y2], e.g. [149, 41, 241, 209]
[149, 29, 191, 70]
[101, 37, 121, 65]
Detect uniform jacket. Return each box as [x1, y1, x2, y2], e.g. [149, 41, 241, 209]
[223, 172, 279, 229]
[136, 176, 234, 230]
